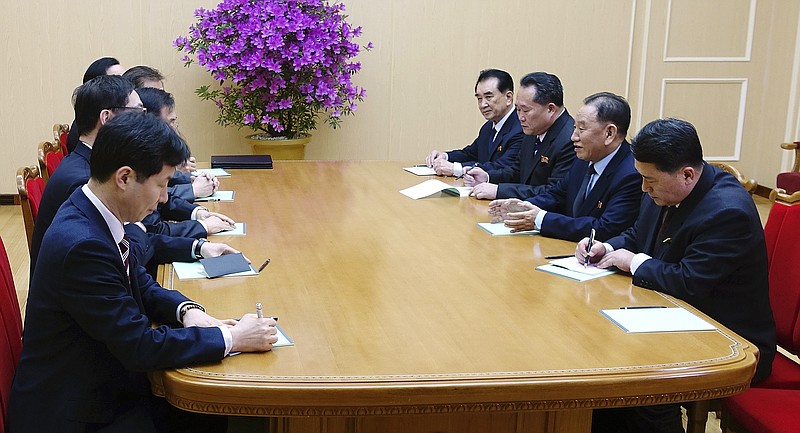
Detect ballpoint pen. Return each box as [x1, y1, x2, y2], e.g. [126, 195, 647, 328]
[620, 306, 667, 309]
[585, 228, 595, 268]
[545, 254, 574, 259]
[257, 258, 271, 272]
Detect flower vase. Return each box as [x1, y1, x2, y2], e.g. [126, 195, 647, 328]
[247, 134, 310, 160]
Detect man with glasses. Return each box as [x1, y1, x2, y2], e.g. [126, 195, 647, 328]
[30, 75, 240, 275]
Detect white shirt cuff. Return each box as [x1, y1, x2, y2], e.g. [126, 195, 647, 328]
[630, 253, 652, 276]
[453, 162, 463, 177]
[191, 206, 204, 220]
[217, 326, 233, 356]
[534, 210, 547, 230]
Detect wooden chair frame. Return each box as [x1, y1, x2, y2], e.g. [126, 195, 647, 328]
[37, 140, 63, 182]
[53, 123, 70, 155]
[709, 162, 757, 194]
[16, 165, 41, 250]
[781, 141, 800, 173]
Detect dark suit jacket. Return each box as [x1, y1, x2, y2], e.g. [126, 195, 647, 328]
[446, 109, 523, 177]
[169, 170, 195, 202]
[529, 142, 642, 241]
[607, 164, 776, 382]
[495, 109, 576, 199]
[9, 188, 224, 432]
[29, 143, 195, 274]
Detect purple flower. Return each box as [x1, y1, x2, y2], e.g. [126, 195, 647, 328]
[177, 0, 371, 136]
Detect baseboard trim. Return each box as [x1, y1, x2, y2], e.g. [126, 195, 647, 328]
[0, 194, 19, 205]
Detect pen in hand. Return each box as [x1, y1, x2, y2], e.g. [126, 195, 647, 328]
[585, 228, 596, 268]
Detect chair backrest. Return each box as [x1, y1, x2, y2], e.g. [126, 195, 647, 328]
[0, 235, 22, 431]
[763, 199, 800, 354]
[53, 123, 70, 156]
[781, 141, 800, 173]
[16, 165, 44, 251]
[37, 140, 64, 182]
[710, 162, 757, 194]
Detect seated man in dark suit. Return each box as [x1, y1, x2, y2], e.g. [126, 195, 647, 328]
[465, 72, 576, 200]
[488, 92, 641, 241]
[425, 69, 523, 179]
[30, 76, 238, 275]
[578, 118, 777, 433]
[137, 87, 219, 202]
[9, 113, 278, 433]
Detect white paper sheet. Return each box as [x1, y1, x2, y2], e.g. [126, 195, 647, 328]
[210, 222, 246, 236]
[477, 222, 539, 236]
[399, 179, 472, 199]
[403, 166, 437, 176]
[600, 307, 717, 333]
[195, 190, 235, 202]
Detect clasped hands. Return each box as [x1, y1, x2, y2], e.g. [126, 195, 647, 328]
[488, 198, 540, 232]
[182, 309, 279, 352]
[196, 208, 236, 234]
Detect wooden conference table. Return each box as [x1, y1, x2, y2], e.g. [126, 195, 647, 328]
[152, 161, 757, 433]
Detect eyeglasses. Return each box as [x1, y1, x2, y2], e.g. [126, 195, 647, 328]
[107, 106, 147, 113]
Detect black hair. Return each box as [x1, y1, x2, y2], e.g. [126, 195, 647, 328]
[82, 57, 121, 84]
[136, 87, 175, 116]
[90, 112, 189, 183]
[72, 75, 135, 137]
[123, 65, 165, 89]
[583, 92, 631, 136]
[519, 72, 563, 106]
[630, 118, 704, 173]
[475, 69, 514, 94]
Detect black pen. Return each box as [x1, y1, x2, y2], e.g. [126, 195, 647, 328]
[620, 306, 667, 309]
[545, 254, 574, 259]
[585, 228, 595, 268]
[257, 258, 271, 272]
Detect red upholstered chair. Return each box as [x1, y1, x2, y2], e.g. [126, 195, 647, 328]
[53, 123, 70, 156]
[0, 235, 23, 433]
[16, 165, 45, 251]
[776, 142, 800, 194]
[722, 389, 800, 432]
[37, 140, 64, 183]
[721, 192, 800, 432]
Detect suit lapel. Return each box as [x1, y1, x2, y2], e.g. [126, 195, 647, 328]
[576, 142, 630, 215]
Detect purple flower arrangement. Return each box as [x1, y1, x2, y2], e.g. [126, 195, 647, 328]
[175, 0, 371, 138]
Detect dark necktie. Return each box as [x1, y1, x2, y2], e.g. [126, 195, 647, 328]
[573, 164, 596, 215]
[119, 235, 130, 277]
[532, 136, 542, 156]
[656, 206, 676, 245]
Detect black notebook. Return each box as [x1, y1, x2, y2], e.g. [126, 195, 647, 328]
[199, 253, 253, 278]
[211, 154, 273, 169]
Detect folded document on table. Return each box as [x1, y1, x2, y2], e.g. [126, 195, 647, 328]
[400, 179, 472, 199]
[536, 256, 615, 281]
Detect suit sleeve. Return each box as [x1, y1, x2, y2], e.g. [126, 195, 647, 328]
[630, 206, 761, 300]
[446, 127, 486, 166]
[59, 238, 224, 371]
[142, 211, 208, 239]
[168, 184, 196, 202]
[497, 138, 575, 199]
[481, 131, 524, 176]
[537, 171, 643, 241]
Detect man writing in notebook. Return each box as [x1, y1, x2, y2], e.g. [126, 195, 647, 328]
[486, 92, 641, 241]
[425, 69, 523, 178]
[9, 113, 278, 433]
[577, 118, 776, 433]
[464, 71, 576, 200]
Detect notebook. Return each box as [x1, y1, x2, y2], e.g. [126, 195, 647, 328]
[211, 154, 273, 169]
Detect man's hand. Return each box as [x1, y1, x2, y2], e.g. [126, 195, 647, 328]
[470, 182, 498, 200]
[182, 308, 228, 328]
[229, 314, 279, 352]
[426, 150, 447, 167]
[595, 249, 635, 273]
[576, 236, 607, 264]
[200, 242, 246, 260]
[488, 198, 532, 221]
[201, 216, 236, 234]
[432, 159, 455, 176]
[178, 156, 197, 174]
[197, 209, 236, 225]
[192, 172, 218, 198]
[463, 167, 488, 186]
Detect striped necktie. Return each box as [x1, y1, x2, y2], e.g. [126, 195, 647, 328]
[119, 235, 130, 277]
